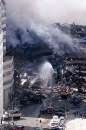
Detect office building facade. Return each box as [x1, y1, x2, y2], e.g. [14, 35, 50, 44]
[0, 0, 14, 116]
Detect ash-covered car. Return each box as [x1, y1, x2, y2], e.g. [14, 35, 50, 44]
[2, 110, 22, 125]
[8, 109, 22, 119]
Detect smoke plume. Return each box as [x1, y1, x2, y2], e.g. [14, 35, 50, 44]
[29, 22, 81, 56]
[5, 0, 85, 56]
[39, 61, 54, 88]
[7, 20, 82, 56]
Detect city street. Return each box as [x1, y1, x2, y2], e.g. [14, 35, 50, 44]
[13, 93, 86, 130]
[15, 104, 50, 130]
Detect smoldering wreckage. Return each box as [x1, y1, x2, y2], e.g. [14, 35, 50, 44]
[2, 21, 86, 130]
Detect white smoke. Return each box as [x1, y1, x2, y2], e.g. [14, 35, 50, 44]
[5, 0, 86, 25]
[39, 61, 54, 88]
[66, 118, 86, 130]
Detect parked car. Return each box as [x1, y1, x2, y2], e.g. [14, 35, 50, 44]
[8, 109, 22, 119]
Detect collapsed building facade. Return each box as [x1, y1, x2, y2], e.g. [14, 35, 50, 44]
[65, 50, 86, 92]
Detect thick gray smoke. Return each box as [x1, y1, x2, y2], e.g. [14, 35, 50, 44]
[5, 0, 85, 55]
[7, 20, 81, 56]
[29, 22, 81, 56]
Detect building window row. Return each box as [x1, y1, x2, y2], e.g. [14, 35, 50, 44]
[3, 58, 14, 66]
[3, 73, 14, 81]
[4, 67, 14, 73]
[3, 81, 14, 91]
[3, 64, 14, 70]
[3, 71, 14, 77]
[3, 78, 14, 86]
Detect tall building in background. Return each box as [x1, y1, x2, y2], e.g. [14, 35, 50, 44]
[0, 0, 4, 117]
[1, 0, 6, 55]
[0, 0, 14, 115]
[3, 56, 14, 109]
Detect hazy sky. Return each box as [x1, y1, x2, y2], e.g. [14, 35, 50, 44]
[5, 0, 86, 25]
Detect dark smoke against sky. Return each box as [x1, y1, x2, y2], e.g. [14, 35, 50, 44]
[5, 0, 86, 25]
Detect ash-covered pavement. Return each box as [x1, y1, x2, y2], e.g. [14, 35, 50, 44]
[13, 94, 86, 130]
[15, 104, 50, 130]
